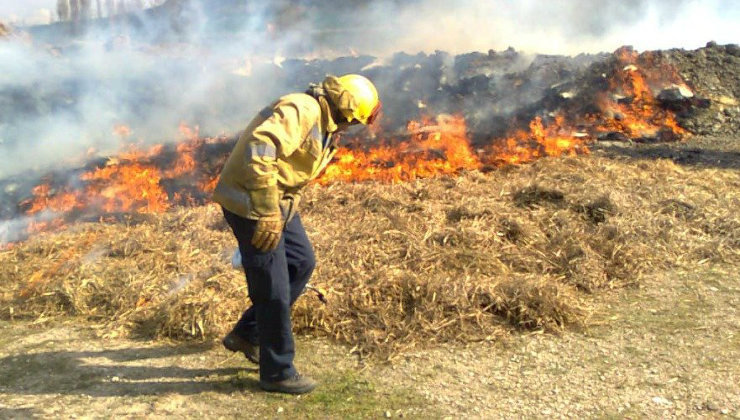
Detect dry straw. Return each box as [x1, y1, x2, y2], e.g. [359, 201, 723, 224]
[2, 152, 739, 359]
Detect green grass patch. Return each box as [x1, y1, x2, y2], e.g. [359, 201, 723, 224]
[245, 370, 436, 419]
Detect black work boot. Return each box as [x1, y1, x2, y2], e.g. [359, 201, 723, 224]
[222, 331, 259, 364]
[259, 374, 317, 395]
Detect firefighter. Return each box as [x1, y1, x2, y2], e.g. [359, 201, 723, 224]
[213, 74, 381, 394]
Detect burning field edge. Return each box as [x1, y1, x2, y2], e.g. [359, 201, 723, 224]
[1, 148, 738, 359]
[4, 42, 739, 245]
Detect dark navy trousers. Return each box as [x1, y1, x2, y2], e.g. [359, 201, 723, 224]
[222, 208, 316, 382]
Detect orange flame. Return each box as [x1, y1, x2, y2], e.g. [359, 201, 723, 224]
[594, 47, 687, 139]
[320, 115, 479, 184]
[80, 162, 170, 213]
[25, 184, 80, 215]
[318, 112, 591, 184]
[489, 115, 587, 166]
[10, 50, 694, 245]
[18, 125, 217, 237]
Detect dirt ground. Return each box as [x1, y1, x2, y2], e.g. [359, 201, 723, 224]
[1, 136, 739, 419]
[1, 264, 738, 419]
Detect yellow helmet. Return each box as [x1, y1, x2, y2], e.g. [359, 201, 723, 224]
[336, 74, 381, 125]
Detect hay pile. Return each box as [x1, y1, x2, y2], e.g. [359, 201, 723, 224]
[1, 151, 739, 358]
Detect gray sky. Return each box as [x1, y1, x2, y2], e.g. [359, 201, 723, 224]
[1, 0, 738, 52]
[0, 0, 55, 24]
[0, 0, 163, 24]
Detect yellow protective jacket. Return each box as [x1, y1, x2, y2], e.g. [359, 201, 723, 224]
[213, 90, 340, 220]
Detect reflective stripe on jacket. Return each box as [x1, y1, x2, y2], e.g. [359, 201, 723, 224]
[213, 93, 337, 220]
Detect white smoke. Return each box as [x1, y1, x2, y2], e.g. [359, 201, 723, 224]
[0, 210, 58, 243]
[0, 0, 737, 179]
[342, 0, 739, 55]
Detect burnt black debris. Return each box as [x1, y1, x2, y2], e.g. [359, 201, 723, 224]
[1, 43, 733, 159]
[1, 39, 738, 246]
[664, 43, 740, 136]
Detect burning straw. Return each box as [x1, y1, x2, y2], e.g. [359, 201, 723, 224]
[1, 152, 738, 359]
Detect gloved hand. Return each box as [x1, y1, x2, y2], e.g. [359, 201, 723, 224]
[251, 216, 282, 252]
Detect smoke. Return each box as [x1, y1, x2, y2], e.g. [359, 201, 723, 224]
[344, 0, 738, 55]
[0, 211, 58, 243]
[0, 2, 288, 178]
[0, 0, 737, 179]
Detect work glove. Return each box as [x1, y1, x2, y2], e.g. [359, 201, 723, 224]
[251, 215, 282, 252]
[246, 186, 282, 252]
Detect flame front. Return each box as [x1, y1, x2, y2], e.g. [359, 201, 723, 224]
[320, 115, 479, 184]
[6, 49, 694, 246]
[81, 161, 170, 213]
[15, 125, 218, 240]
[319, 113, 589, 184]
[490, 115, 586, 166]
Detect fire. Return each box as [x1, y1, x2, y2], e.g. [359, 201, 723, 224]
[594, 47, 687, 140]
[489, 116, 586, 166]
[4, 47, 696, 247]
[15, 125, 222, 241]
[319, 112, 590, 184]
[167, 125, 200, 178]
[320, 115, 479, 184]
[25, 184, 80, 215]
[316, 48, 687, 184]
[81, 162, 170, 213]
[13, 111, 590, 244]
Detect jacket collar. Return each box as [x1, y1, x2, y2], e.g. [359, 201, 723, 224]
[316, 95, 339, 134]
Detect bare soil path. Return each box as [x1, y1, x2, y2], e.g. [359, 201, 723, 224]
[382, 266, 740, 419]
[1, 264, 738, 419]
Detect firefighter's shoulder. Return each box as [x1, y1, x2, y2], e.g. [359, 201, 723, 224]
[274, 93, 321, 125]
